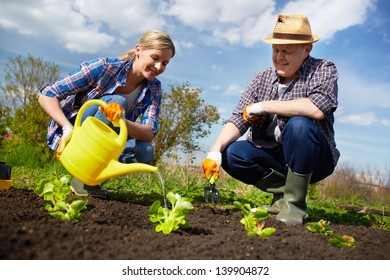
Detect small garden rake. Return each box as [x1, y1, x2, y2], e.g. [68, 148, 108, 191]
[204, 175, 220, 204]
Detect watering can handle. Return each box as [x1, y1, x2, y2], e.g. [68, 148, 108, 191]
[74, 100, 127, 145]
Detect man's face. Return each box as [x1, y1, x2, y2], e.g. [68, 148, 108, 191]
[272, 43, 312, 83]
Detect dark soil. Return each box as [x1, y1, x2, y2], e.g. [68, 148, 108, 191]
[1, 188, 390, 260]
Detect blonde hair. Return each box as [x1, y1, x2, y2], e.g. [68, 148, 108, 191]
[120, 30, 175, 61]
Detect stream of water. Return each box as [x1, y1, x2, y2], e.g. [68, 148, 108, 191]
[156, 171, 167, 208]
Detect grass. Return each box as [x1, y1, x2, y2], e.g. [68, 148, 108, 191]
[5, 154, 390, 231]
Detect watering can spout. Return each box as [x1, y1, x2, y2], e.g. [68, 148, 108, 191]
[98, 161, 158, 183]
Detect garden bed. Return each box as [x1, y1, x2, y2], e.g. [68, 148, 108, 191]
[1, 188, 390, 260]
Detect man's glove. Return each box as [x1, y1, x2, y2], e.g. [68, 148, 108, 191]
[243, 102, 264, 123]
[99, 102, 125, 126]
[202, 152, 222, 182]
[56, 124, 73, 158]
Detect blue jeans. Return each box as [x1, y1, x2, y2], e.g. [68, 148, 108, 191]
[222, 116, 335, 185]
[79, 94, 154, 164]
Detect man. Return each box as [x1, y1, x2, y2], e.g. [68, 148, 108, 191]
[202, 14, 339, 224]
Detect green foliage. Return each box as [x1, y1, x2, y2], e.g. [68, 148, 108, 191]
[149, 192, 195, 234]
[9, 95, 53, 158]
[308, 183, 319, 200]
[0, 54, 59, 162]
[1, 141, 50, 168]
[0, 53, 60, 111]
[154, 82, 220, 164]
[328, 234, 356, 249]
[233, 201, 276, 238]
[34, 175, 88, 222]
[306, 219, 333, 236]
[8, 163, 390, 231]
[307, 201, 376, 227]
[306, 219, 356, 249]
[0, 106, 11, 138]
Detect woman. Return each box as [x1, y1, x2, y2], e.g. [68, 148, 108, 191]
[39, 30, 175, 197]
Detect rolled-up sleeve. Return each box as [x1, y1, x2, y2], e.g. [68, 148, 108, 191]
[307, 60, 339, 114]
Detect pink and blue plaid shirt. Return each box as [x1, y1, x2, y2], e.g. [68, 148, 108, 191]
[40, 57, 162, 150]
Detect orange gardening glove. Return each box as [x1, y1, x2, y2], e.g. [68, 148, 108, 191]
[56, 124, 73, 159]
[202, 152, 222, 182]
[243, 102, 264, 123]
[99, 102, 125, 126]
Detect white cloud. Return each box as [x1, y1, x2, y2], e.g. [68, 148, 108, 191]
[379, 102, 390, 108]
[166, 0, 375, 46]
[337, 63, 390, 111]
[339, 112, 376, 125]
[379, 119, 390, 126]
[218, 107, 227, 114]
[223, 85, 243, 97]
[210, 85, 221, 91]
[0, 0, 377, 53]
[164, 0, 218, 29]
[173, 40, 194, 56]
[0, 0, 115, 53]
[281, 0, 376, 40]
[74, 0, 166, 37]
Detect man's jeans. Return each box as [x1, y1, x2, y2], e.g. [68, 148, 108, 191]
[80, 94, 154, 164]
[222, 116, 335, 185]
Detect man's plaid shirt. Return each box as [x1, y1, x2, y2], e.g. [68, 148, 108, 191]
[227, 56, 340, 166]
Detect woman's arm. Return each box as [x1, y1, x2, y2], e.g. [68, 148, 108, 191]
[38, 94, 73, 127]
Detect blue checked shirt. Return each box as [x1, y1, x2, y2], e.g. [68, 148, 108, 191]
[228, 56, 340, 166]
[40, 57, 162, 150]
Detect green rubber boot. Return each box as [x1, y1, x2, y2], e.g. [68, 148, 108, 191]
[262, 193, 284, 214]
[276, 168, 311, 225]
[255, 169, 286, 214]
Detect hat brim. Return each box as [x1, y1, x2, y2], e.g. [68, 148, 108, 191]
[263, 34, 320, 44]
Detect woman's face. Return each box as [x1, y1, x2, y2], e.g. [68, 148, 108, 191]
[272, 43, 312, 83]
[133, 45, 173, 80]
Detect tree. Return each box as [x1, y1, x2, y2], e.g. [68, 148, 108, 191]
[0, 54, 60, 160]
[9, 94, 53, 159]
[0, 53, 60, 112]
[153, 82, 220, 164]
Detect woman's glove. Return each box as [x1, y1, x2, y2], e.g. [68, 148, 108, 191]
[99, 102, 125, 126]
[243, 102, 264, 123]
[202, 152, 222, 182]
[56, 124, 73, 158]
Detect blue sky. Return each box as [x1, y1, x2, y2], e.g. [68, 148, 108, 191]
[0, 0, 389, 175]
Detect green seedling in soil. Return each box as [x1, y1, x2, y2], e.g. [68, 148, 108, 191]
[306, 219, 333, 236]
[34, 175, 88, 222]
[149, 192, 195, 234]
[234, 201, 276, 238]
[306, 219, 356, 249]
[328, 234, 356, 249]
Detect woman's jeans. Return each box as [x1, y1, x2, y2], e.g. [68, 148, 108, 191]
[79, 94, 154, 164]
[222, 116, 335, 185]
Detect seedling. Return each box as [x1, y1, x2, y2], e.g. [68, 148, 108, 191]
[34, 175, 87, 222]
[306, 219, 356, 249]
[328, 234, 356, 248]
[149, 192, 194, 234]
[306, 219, 333, 236]
[234, 201, 276, 238]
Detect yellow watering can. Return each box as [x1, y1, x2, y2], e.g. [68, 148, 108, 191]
[58, 99, 158, 186]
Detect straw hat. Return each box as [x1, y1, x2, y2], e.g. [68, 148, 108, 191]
[263, 14, 320, 44]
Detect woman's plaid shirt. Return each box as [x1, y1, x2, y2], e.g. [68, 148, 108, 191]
[40, 57, 162, 150]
